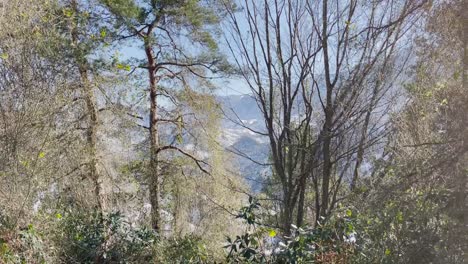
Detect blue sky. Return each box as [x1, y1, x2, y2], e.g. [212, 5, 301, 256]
[116, 41, 251, 97]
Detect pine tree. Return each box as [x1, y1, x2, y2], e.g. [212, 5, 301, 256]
[101, 0, 232, 232]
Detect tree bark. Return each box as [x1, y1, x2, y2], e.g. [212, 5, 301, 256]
[79, 66, 104, 213]
[296, 173, 307, 227]
[351, 83, 378, 191]
[70, 0, 104, 213]
[460, 0, 468, 261]
[320, 0, 333, 219]
[282, 197, 293, 235]
[145, 36, 161, 232]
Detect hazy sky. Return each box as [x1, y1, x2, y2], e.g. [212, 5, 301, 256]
[118, 43, 251, 97]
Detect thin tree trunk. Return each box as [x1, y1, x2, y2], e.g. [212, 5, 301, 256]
[296, 175, 306, 227]
[320, 0, 333, 219]
[297, 130, 312, 227]
[145, 37, 161, 232]
[460, 0, 468, 261]
[351, 88, 377, 191]
[79, 66, 104, 213]
[282, 197, 293, 235]
[70, 0, 103, 213]
[313, 172, 320, 226]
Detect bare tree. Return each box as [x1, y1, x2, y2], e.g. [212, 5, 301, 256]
[224, 0, 322, 233]
[0, 0, 97, 226]
[224, 0, 425, 234]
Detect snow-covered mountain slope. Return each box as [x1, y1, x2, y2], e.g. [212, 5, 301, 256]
[218, 94, 271, 192]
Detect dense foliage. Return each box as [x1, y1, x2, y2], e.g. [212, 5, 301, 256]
[0, 0, 466, 263]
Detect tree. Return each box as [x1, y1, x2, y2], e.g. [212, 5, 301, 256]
[100, 0, 232, 232]
[61, 0, 109, 213]
[224, 0, 425, 234]
[396, 0, 467, 260]
[0, 0, 76, 228]
[348, 1, 468, 262]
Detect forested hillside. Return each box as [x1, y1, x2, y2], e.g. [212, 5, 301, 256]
[0, 0, 466, 263]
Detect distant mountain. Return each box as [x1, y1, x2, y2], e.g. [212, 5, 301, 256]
[218, 94, 271, 192]
[218, 94, 264, 121]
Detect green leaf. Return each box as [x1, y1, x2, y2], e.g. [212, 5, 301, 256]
[100, 28, 107, 38]
[396, 211, 403, 222]
[38, 152, 45, 158]
[55, 213, 62, 219]
[176, 134, 183, 144]
[0, 243, 9, 254]
[268, 229, 277, 237]
[424, 91, 433, 98]
[116, 63, 131, 71]
[346, 209, 352, 217]
[385, 249, 391, 255]
[63, 8, 74, 18]
[0, 53, 8, 60]
[176, 116, 183, 126]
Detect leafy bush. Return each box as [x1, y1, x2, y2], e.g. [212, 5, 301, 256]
[350, 185, 463, 264]
[225, 197, 357, 263]
[0, 207, 50, 263]
[0, 223, 49, 264]
[55, 210, 155, 263]
[154, 235, 212, 263]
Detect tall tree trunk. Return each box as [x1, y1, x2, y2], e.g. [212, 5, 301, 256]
[351, 85, 378, 191]
[460, 0, 468, 261]
[79, 66, 104, 213]
[296, 175, 307, 227]
[282, 196, 293, 235]
[70, 0, 103, 213]
[297, 130, 312, 227]
[145, 37, 161, 232]
[320, 0, 333, 219]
